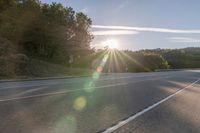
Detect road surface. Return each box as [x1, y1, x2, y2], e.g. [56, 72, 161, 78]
[0, 70, 199, 133]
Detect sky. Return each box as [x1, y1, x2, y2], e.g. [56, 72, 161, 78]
[41, 0, 200, 50]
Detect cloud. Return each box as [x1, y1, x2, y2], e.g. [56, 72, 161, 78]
[91, 30, 138, 36]
[92, 25, 200, 34]
[168, 37, 200, 43]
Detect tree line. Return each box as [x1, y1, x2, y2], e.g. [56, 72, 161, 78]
[73, 48, 200, 73]
[0, 0, 93, 64]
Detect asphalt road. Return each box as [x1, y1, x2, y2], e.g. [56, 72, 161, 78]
[0, 70, 199, 133]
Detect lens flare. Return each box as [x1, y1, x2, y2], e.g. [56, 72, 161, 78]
[92, 72, 100, 80]
[83, 81, 95, 93]
[54, 115, 76, 133]
[97, 66, 103, 73]
[102, 39, 119, 49]
[73, 96, 87, 111]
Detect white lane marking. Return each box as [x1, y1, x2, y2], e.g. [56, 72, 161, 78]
[0, 76, 171, 101]
[0, 75, 171, 99]
[0, 74, 169, 90]
[11, 87, 46, 97]
[102, 78, 200, 133]
[125, 76, 171, 84]
[0, 82, 63, 90]
[100, 73, 168, 81]
[0, 83, 127, 102]
[0, 74, 168, 90]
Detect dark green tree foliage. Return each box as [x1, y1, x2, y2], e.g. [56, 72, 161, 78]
[74, 47, 200, 73]
[120, 51, 169, 72]
[136, 47, 200, 69]
[0, 0, 16, 12]
[73, 49, 170, 72]
[0, 0, 93, 63]
[161, 48, 200, 68]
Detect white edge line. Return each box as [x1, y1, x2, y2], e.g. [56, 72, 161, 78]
[0, 83, 127, 102]
[102, 78, 200, 133]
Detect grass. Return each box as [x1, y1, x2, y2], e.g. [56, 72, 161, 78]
[0, 59, 93, 80]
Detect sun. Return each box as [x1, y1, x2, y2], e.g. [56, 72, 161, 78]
[102, 39, 119, 49]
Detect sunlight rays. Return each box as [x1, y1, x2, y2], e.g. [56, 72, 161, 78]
[118, 50, 151, 72]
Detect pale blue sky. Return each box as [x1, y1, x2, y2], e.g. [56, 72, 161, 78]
[41, 0, 200, 50]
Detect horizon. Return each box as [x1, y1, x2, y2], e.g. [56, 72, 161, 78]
[112, 46, 200, 52]
[41, 0, 200, 50]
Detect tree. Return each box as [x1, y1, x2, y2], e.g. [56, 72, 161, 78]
[0, 0, 93, 64]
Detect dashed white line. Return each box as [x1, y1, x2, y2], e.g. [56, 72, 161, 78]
[0, 76, 171, 102]
[102, 78, 200, 133]
[0, 74, 169, 90]
[11, 87, 46, 97]
[0, 83, 127, 102]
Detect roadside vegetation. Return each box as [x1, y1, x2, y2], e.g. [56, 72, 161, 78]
[0, 0, 200, 79]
